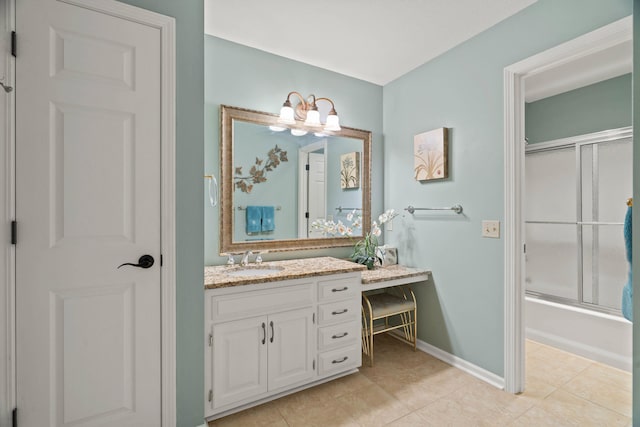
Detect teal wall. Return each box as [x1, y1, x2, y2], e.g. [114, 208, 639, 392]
[632, 0, 639, 420]
[382, 0, 632, 377]
[116, 1, 204, 426]
[526, 74, 632, 143]
[204, 36, 383, 265]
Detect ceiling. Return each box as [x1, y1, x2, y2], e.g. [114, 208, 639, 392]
[204, 0, 537, 86]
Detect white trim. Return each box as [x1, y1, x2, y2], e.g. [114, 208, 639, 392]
[2, 0, 16, 425]
[15, 1, 177, 425]
[525, 126, 632, 153]
[503, 16, 632, 395]
[416, 339, 505, 390]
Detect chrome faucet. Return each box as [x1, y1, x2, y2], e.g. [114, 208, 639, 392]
[240, 250, 253, 266]
[226, 253, 236, 265]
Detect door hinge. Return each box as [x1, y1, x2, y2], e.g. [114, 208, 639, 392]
[11, 31, 16, 57]
[12, 407, 17, 427]
[11, 220, 16, 245]
[208, 389, 213, 402]
[208, 333, 213, 347]
[523, 243, 526, 254]
[312, 312, 315, 324]
[160, 254, 163, 266]
[305, 164, 309, 171]
[305, 212, 309, 219]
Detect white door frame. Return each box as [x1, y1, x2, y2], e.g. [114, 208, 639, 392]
[503, 16, 632, 393]
[4, 0, 177, 425]
[1, 0, 16, 424]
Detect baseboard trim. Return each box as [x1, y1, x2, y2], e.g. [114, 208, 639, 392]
[416, 339, 505, 390]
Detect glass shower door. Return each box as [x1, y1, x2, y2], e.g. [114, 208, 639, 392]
[525, 135, 631, 314]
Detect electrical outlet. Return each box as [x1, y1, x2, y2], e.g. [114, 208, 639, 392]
[482, 220, 500, 238]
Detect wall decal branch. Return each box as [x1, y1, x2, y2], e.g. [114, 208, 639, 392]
[234, 145, 288, 193]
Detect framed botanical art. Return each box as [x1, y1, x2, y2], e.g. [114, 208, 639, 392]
[414, 127, 448, 181]
[340, 151, 360, 189]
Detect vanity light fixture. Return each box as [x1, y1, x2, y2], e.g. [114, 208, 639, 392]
[278, 91, 341, 133]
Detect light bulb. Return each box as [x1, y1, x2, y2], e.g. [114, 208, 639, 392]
[269, 125, 286, 132]
[291, 128, 308, 136]
[304, 109, 321, 127]
[324, 113, 341, 131]
[279, 105, 295, 124]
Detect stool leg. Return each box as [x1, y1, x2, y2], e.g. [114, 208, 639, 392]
[369, 311, 375, 366]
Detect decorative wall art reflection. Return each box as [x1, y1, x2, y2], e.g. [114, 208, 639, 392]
[234, 145, 288, 193]
[340, 152, 360, 189]
[414, 127, 448, 181]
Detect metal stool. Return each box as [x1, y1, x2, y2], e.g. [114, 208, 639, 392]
[361, 286, 417, 366]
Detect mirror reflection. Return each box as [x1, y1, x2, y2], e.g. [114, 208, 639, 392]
[220, 105, 371, 254]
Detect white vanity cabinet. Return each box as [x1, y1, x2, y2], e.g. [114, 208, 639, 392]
[316, 275, 362, 377]
[204, 272, 362, 419]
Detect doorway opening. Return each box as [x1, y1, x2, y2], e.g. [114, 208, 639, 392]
[503, 16, 632, 393]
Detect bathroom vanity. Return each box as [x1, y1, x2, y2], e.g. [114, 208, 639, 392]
[203, 257, 365, 419]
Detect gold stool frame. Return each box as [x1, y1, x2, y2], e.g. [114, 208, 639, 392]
[361, 286, 417, 366]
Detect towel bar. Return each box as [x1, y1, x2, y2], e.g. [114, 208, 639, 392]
[237, 206, 282, 211]
[405, 204, 463, 214]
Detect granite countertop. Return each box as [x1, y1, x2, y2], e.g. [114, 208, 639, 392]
[361, 264, 430, 284]
[204, 256, 366, 289]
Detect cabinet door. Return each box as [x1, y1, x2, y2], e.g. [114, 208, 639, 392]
[213, 316, 268, 409]
[268, 307, 316, 391]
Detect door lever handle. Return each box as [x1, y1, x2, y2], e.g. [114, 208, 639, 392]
[117, 255, 155, 269]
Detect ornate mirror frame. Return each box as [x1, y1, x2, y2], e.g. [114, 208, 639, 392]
[219, 105, 372, 254]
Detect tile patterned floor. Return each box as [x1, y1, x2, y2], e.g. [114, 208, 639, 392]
[209, 335, 632, 426]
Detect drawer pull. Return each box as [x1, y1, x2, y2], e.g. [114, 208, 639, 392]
[332, 286, 349, 292]
[332, 356, 349, 364]
[331, 308, 348, 315]
[332, 332, 349, 339]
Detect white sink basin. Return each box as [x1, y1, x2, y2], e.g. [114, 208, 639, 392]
[225, 266, 284, 277]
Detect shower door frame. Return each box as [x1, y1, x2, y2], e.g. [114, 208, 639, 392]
[524, 127, 632, 315]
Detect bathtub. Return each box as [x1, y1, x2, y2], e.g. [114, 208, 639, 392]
[525, 296, 632, 372]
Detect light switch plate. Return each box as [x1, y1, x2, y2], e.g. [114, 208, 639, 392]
[482, 220, 500, 238]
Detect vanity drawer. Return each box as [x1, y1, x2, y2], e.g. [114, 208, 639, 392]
[317, 276, 360, 302]
[318, 320, 360, 351]
[318, 344, 361, 377]
[210, 282, 313, 323]
[317, 298, 360, 326]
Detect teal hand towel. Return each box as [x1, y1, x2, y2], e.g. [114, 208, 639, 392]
[622, 205, 633, 321]
[262, 206, 275, 232]
[246, 206, 262, 234]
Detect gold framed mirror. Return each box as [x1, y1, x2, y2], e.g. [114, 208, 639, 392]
[219, 105, 371, 254]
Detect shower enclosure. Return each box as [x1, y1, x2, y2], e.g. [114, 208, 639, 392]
[525, 128, 632, 315]
[524, 128, 632, 370]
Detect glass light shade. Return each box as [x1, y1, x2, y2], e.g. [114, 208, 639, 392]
[279, 105, 295, 124]
[269, 125, 286, 132]
[303, 109, 321, 127]
[324, 114, 341, 131]
[290, 128, 308, 136]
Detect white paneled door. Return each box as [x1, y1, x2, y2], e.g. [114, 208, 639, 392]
[16, 0, 163, 425]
